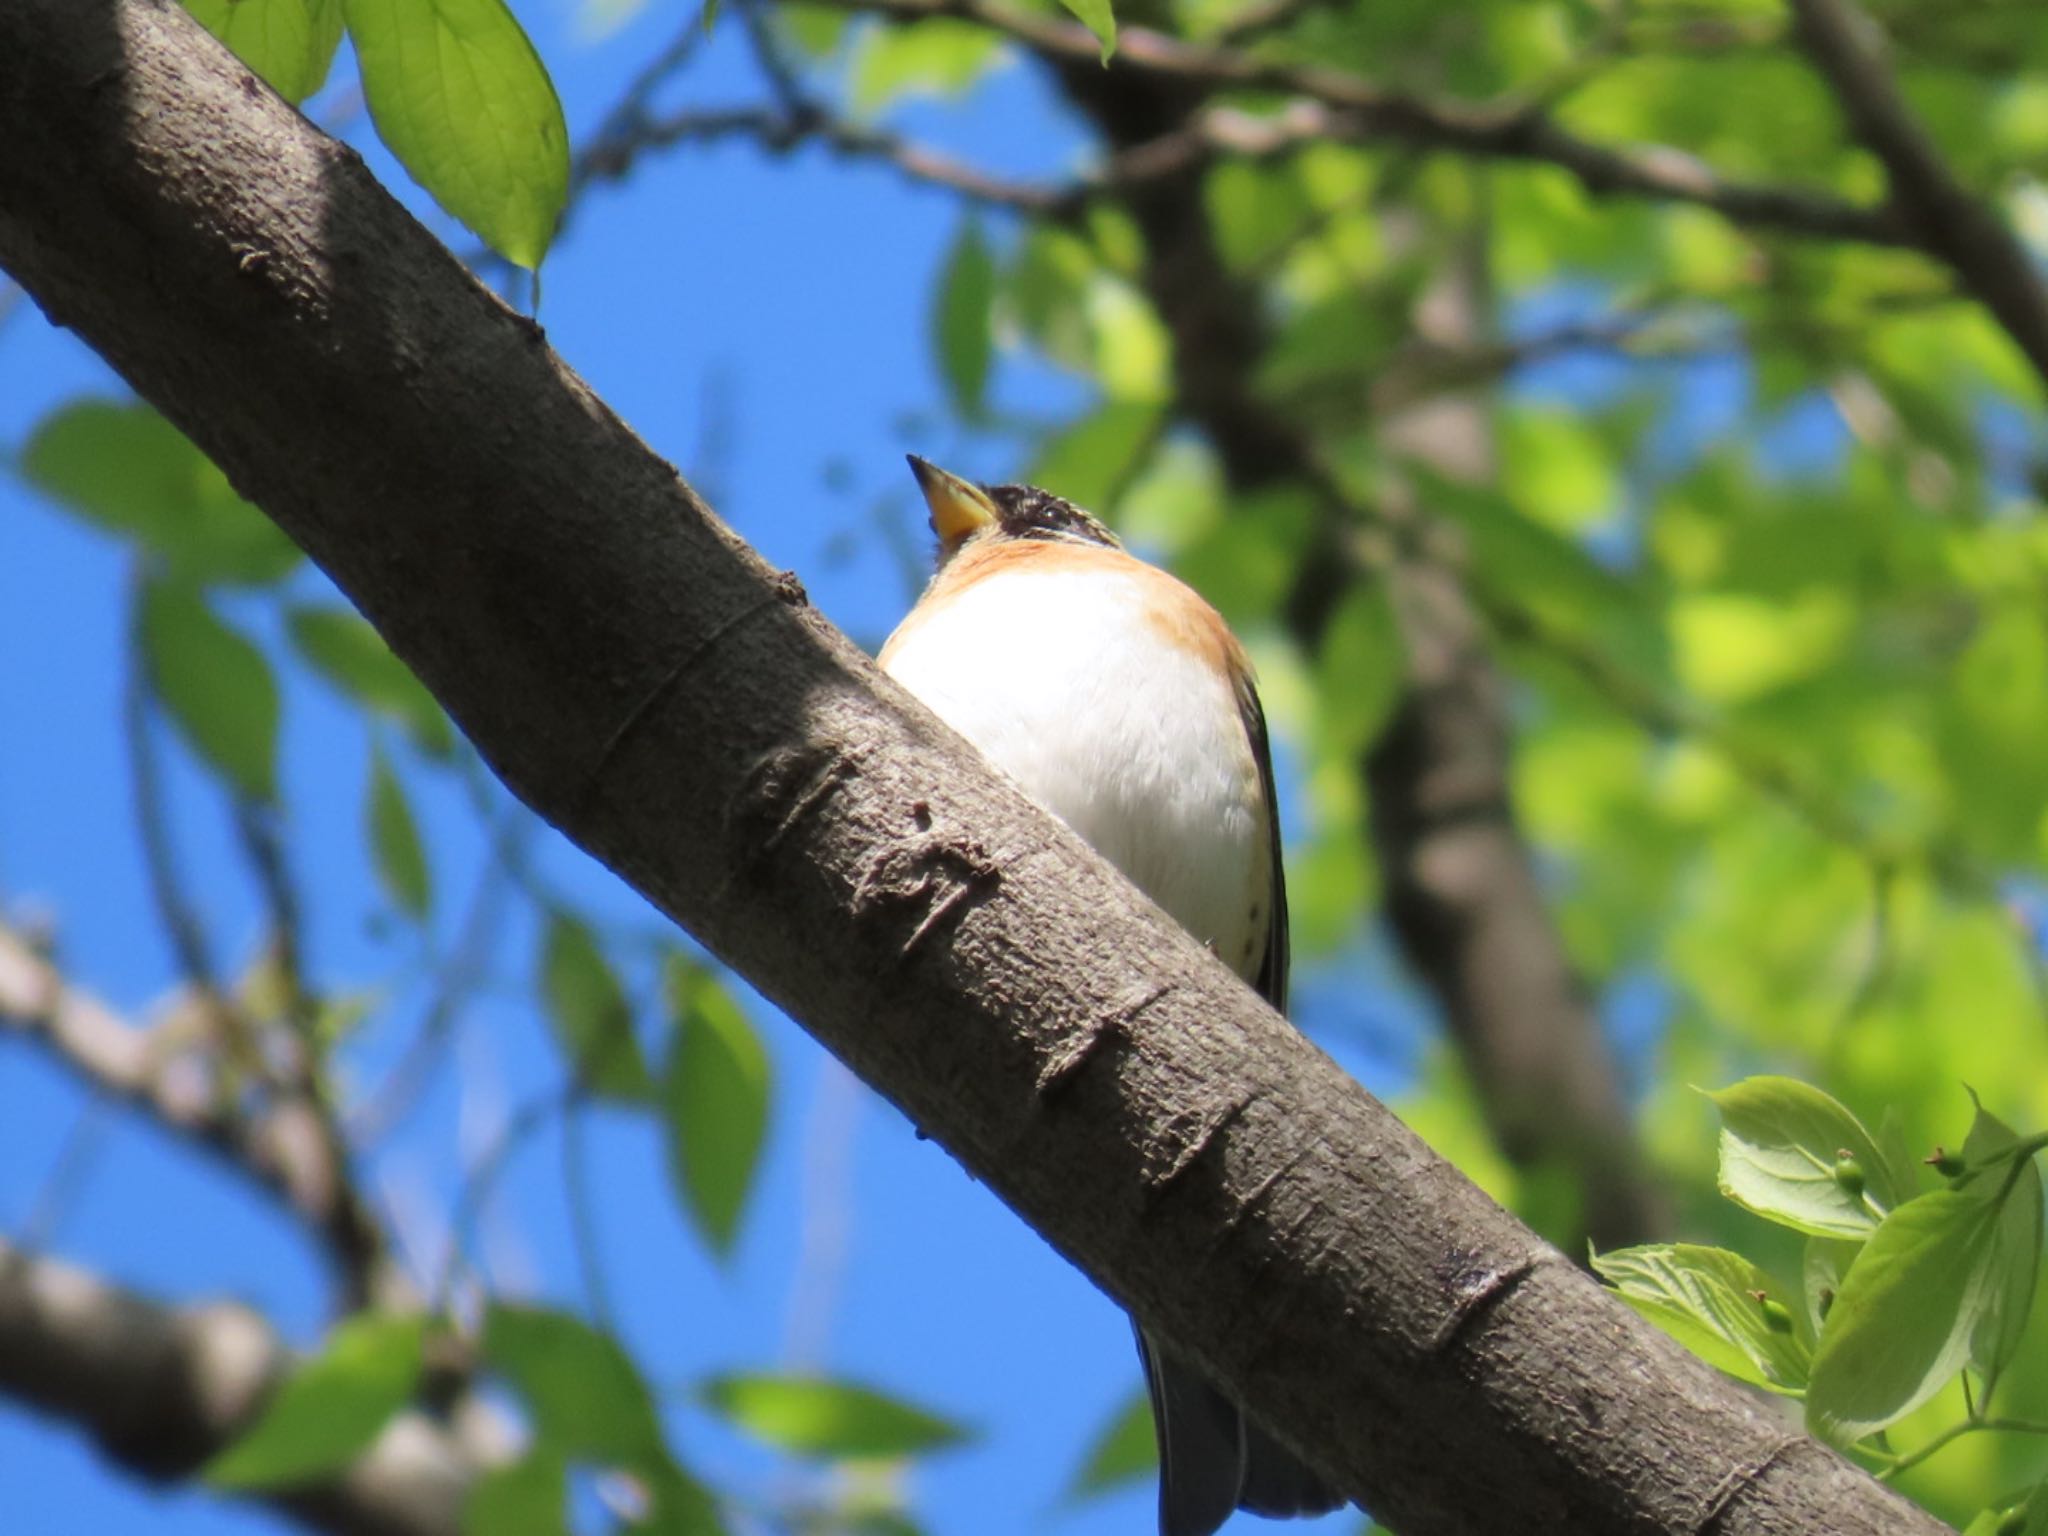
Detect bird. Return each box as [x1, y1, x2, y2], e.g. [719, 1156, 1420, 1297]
[879, 455, 1346, 1536]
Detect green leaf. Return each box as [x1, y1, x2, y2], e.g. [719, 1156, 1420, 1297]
[1315, 585, 1404, 756]
[483, 1305, 667, 1466]
[701, 1375, 970, 1460]
[1203, 161, 1309, 275]
[140, 579, 281, 803]
[367, 741, 432, 919]
[1065, 1390, 1154, 1501]
[207, 1313, 426, 1488]
[341, 0, 569, 270]
[22, 400, 300, 585]
[777, 3, 849, 56]
[181, 0, 344, 103]
[1026, 403, 1162, 517]
[1805, 1178, 2016, 1444]
[662, 959, 771, 1256]
[848, 20, 1002, 116]
[539, 915, 651, 1100]
[1592, 1243, 1810, 1392]
[1057, 0, 1115, 60]
[933, 220, 995, 418]
[1959, 1097, 2044, 1389]
[1801, 1236, 1860, 1336]
[463, 1450, 569, 1536]
[287, 606, 455, 757]
[1709, 1077, 1902, 1238]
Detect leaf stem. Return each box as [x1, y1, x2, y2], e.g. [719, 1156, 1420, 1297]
[1877, 1416, 2048, 1482]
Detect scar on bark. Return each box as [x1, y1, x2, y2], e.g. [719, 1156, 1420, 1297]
[1427, 1249, 1541, 1354]
[1690, 1433, 1808, 1535]
[1035, 981, 1171, 1098]
[750, 747, 861, 854]
[577, 591, 790, 811]
[849, 834, 1005, 960]
[1214, 1140, 1318, 1241]
[1146, 1091, 1257, 1200]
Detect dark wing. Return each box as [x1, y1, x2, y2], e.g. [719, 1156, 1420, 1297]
[1239, 670, 1289, 1013]
[1137, 672, 1343, 1536]
[1135, 1324, 1244, 1536]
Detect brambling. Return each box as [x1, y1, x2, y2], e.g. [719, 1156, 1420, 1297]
[880, 456, 1345, 1536]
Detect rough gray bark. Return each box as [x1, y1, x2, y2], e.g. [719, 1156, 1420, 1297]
[0, 1240, 473, 1536]
[0, 3, 1944, 1533]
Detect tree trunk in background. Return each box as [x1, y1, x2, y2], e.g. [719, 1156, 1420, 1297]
[1053, 64, 1662, 1249]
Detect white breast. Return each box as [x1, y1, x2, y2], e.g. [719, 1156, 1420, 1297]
[881, 561, 1268, 980]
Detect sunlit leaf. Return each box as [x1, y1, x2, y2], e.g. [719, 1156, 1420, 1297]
[1315, 584, 1404, 756]
[1028, 403, 1162, 516]
[1204, 161, 1308, 274]
[483, 1305, 666, 1466]
[287, 606, 455, 757]
[1805, 1176, 2018, 1444]
[777, 2, 849, 55]
[23, 400, 300, 585]
[701, 1375, 970, 1460]
[933, 220, 995, 418]
[1592, 1243, 1810, 1392]
[207, 1313, 426, 1488]
[367, 741, 432, 919]
[341, 0, 569, 270]
[181, 0, 344, 103]
[539, 915, 652, 1100]
[1709, 1077, 1902, 1238]
[1065, 1389, 1153, 1501]
[849, 20, 1002, 115]
[1959, 1096, 2044, 1390]
[1057, 0, 1115, 60]
[463, 1449, 569, 1536]
[662, 958, 771, 1255]
[140, 579, 281, 803]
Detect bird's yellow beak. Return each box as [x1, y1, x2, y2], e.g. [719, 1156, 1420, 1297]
[907, 455, 998, 550]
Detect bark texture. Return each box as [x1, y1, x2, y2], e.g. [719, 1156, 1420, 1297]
[0, 4, 1943, 1533]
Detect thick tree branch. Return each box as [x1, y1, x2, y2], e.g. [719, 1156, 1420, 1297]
[0, 1239, 471, 1536]
[0, 4, 1944, 1533]
[1788, 0, 2048, 391]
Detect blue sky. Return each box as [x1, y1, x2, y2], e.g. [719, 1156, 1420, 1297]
[0, 5, 1425, 1534]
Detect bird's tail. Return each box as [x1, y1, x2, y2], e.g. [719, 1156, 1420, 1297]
[1135, 1326, 1347, 1536]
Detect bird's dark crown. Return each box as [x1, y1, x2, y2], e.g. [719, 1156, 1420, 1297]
[982, 483, 1123, 549]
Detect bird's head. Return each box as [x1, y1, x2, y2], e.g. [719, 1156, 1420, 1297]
[907, 455, 1122, 563]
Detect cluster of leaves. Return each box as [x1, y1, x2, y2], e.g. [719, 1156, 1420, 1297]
[179, 0, 568, 269]
[1598, 1077, 2047, 1531]
[206, 1302, 968, 1534]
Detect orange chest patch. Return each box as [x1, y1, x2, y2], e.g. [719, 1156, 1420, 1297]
[884, 538, 1250, 685]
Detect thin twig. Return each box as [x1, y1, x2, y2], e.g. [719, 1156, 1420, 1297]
[561, 1103, 616, 1330]
[0, 922, 393, 1307]
[124, 571, 219, 996]
[807, 0, 1910, 246]
[354, 803, 530, 1145]
[17, 1098, 113, 1252]
[435, 1083, 574, 1314]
